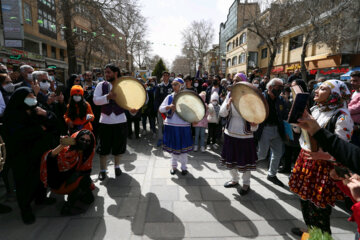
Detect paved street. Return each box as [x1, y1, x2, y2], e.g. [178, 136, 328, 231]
[0, 134, 356, 240]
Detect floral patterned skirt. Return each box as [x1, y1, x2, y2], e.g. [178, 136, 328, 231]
[288, 149, 345, 208]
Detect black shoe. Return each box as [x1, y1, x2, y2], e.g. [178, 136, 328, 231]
[98, 171, 107, 181]
[224, 181, 239, 188]
[181, 170, 188, 176]
[291, 227, 306, 237]
[278, 166, 291, 174]
[80, 191, 95, 205]
[115, 167, 122, 176]
[170, 169, 177, 175]
[21, 211, 35, 225]
[238, 186, 251, 196]
[35, 197, 56, 205]
[0, 203, 12, 214]
[267, 175, 285, 187]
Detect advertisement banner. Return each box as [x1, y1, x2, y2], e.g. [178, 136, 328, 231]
[1, 0, 24, 47]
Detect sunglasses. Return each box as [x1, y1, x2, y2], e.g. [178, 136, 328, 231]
[79, 138, 91, 144]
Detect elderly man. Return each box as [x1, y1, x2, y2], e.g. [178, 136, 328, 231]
[32, 71, 52, 106]
[349, 71, 360, 147]
[15, 65, 40, 97]
[256, 78, 288, 187]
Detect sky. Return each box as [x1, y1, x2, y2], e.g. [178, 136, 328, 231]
[139, 0, 235, 68]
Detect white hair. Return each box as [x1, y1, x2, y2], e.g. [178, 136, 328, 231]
[20, 65, 33, 73]
[266, 78, 283, 90]
[32, 71, 48, 81]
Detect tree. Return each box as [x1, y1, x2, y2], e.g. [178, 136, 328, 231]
[293, 0, 358, 82]
[181, 20, 214, 70]
[171, 56, 191, 76]
[133, 40, 152, 69]
[248, 0, 299, 78]
[152, 59, 167, 82]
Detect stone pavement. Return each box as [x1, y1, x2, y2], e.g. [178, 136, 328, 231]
[0, 134, 356, 240]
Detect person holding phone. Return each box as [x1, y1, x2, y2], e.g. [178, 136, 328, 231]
[40, 130, 96, 216]
[289, 80, 354, 236]
[64, 85, 94, 135]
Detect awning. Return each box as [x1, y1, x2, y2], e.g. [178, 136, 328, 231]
[340, 67, 360, 80]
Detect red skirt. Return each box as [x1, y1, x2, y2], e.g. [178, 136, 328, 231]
[288, 149, 345, 208]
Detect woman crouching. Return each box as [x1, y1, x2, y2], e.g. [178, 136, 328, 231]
[40, 129, 96, 215]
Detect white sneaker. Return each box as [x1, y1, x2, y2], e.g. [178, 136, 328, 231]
[212, 144, 218, 150]
[201, 146, 205, 152]
[193, 145, 198, 152]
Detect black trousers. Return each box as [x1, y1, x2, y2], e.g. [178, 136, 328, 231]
[127, 118, 140, 137]
[207, 123, 221, 144]
[99, 123, 127, 155]
[300, 199, 332, 234]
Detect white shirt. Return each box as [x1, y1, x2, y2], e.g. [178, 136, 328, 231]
[93, 81, 127, 124]
[159, 93, 190, 127]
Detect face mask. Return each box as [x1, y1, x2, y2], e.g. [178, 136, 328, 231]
[80, 76, 84, 81]
[253, 84, 259, 88]
[49, 76, 55, 81]
[212, 101, 218, 106]
[77, 141, 90, 150]
[194, 83, 199, 87]
[3, 83, 14, 93]
[97, 77, 104, 82]
[73, 95, 82, 102]
[272, 88, 282, 97]
[39, 81, 50, 91]
[27, 74, 33, 81]
[24, 97, 37, 107]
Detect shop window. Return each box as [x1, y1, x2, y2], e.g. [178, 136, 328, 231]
[239, 53, 246, 64]
[42, 43, 48, 57]
[261, 48, 268, 59]
[24, 3, 32, 25]
[232, 56, 237, 66]
[289, 35, 303, 50]
[239, 33, 247, 44]
[51, 46, 56, 59]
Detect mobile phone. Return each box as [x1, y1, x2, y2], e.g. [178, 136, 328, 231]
[334, 165, 351, 178]
[60, 137, 76, 146]
[287, 93, 310, 123]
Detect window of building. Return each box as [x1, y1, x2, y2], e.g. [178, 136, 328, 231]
[75, 27, 86, 41]
[75, 4, 86, 13]
[239, 53, 246, 64]
[24, 3, 32, 25]
[38, 2, 57, 39]
[236, 38, 238, 47]
[51, 46, 56, 59]
[248, 52, 258, 68]
[24, 39, 40, 54]
[289, 35, 303, 50]
[232, 56, 237, 66]
[239, 33, 247, 45]
[261, 48, 268, 59]
[227, 59, 231, 67]
[277, 44, 282, 54]
[60, 49, 65, 61]
[227, 43, 232, 52]
[42, 43, 48, 57]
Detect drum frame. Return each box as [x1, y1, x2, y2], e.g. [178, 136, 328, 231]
[173, 90, 206, 123]
[111, 76, 147, 110]
[231, 82, 269, 124]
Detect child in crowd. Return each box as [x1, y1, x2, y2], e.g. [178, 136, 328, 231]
[193, 91, 208, 152]
[207, 92, 221, 149]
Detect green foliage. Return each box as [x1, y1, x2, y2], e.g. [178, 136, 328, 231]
[152, 59, 167, 83]
[308, 227, 333, 240]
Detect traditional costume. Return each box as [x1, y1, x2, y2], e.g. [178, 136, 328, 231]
[159, 78, 193, 174]
[220, 91, 258, 193]
[289, 80, 353, 234]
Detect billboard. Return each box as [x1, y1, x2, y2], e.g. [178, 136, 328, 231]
[1, 0, 24, 48]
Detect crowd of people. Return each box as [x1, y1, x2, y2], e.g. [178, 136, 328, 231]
[0, 62, 360, 239]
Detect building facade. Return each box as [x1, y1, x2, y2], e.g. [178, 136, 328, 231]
[203, 44, 220, 75]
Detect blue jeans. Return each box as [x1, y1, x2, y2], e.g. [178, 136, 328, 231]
[257, 126, 284, 176]
[194, 127, 206, 147]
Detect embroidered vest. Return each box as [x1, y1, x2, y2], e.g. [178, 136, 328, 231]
[101, 81, 124, 116]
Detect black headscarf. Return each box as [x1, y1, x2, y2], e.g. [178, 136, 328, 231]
[4, 87, 33, 115]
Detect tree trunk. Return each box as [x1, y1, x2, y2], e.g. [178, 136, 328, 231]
[266, 48, 277, 78]
[62, 1, 77, 75]
[300, 36, 309, 83]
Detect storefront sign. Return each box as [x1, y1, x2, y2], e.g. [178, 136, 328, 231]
[319, 67, 349, 75]
[271, 66, 284, 73]
[286, 64, 301, 71]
